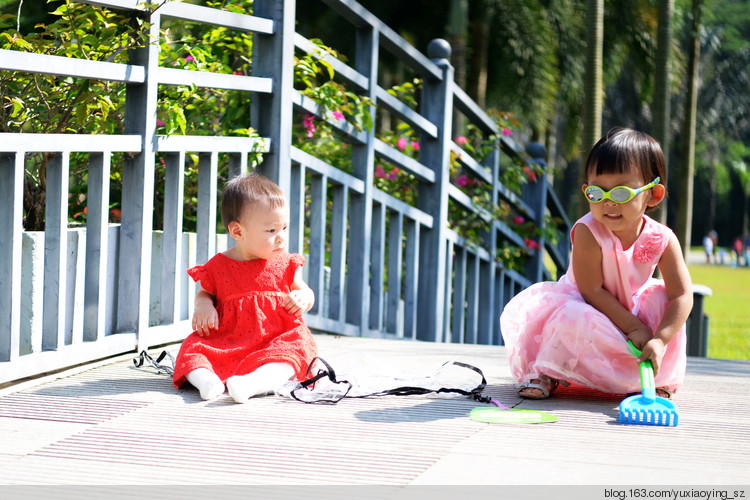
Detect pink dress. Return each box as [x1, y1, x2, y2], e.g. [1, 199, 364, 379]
[500, 213, 686, 394]
[173, 252, 318, 388]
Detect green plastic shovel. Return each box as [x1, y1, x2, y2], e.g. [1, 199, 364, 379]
[470, 399, 559, 424]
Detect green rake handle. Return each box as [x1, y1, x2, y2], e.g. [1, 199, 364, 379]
[627, 340, 656, 402]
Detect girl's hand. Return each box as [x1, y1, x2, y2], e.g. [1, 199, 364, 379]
[192, 304, 219, 337]
[638, 338, 666, 375]
[627, 325, 652, 351]
[283, 289, 313, 315]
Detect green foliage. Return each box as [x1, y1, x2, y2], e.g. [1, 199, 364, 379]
[688, 263, 750, 360]
[1, 2, 145, 229]
[5, 0, 560, 275]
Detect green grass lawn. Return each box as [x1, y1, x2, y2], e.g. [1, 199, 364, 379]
[688, 262, 750, 360]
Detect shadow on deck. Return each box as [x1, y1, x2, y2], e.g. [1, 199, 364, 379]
[1, 334, 749, 489]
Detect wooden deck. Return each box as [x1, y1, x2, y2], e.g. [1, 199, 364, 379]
[1, 334, 749, 489]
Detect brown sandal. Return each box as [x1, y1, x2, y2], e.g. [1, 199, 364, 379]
[517, 375, 569, 399]
[656, 387, 674, 399]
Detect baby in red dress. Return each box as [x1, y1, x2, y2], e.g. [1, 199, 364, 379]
[173, 172, 318, 402]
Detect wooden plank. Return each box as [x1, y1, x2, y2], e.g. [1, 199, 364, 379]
[251, 0, 296, 194]
[375, 87, 438, 139]
[452, 85, 497, 134]
[83, 153, 111, 342]
[294, 34, 368, 90]
[373, 138, 435, 183]
[157, 67, 272, 93]
[117, 13, 160, 345]
[195, 152, 218, 266]
[451, 245, 466, 344]
[158, 2, 274, 34]
[3, 335, 750, 485]
[369, 202, 386, 331]
[371, 189, 433, 229]
[288, 162, 305, 255]
[328, 185, 348, 322]
[291, 91, 369, 144]
[465, 252, 480, 344]
[0, 153, 24, 362]
[156, 135, 270, 154]
[0, 49, 145, 83]
[290, 147, 365, 193]
[160, 152, 186, 324]
[451, 143, 492, 184]
[42, 153, 69, 351]
[308, 173, 327, 315]
[402, 219, 420, 340]
[385, 211, 403, 335]
[0, 133, 141, 153]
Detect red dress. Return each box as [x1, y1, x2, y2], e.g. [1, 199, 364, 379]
[173, 252, 318, 388]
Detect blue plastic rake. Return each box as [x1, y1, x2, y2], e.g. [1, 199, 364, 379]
[619, 341, 679, 427]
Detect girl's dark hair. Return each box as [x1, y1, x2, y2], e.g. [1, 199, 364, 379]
[584, 128, 667, 211]
[220, 172, 286, 232]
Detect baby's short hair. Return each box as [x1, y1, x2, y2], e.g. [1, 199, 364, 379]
[220, 172, 286, 232]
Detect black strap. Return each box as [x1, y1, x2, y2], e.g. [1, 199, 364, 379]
[291, 358, 490, 404]
[133, 350, 175, 376]
[290, 357, 353, 403]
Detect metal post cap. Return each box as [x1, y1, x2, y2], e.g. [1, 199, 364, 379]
[427, 39, 452, 60]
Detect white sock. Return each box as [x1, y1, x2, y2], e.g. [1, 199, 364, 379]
[226, 362, 295, 403]
[185, 368, 225, 400]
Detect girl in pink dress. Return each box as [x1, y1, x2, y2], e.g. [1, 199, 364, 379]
[173, 172, 318, 403]
[500, 128, 692, 399]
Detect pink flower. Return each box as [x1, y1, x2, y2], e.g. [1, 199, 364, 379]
[456, 175, 470, 187]
[502, 128, 512, 137]
[513, 215, 525, 225]
[332, 111, 345, 121]
[411, 141, 420, 151]
[156, 119, 166, 127]
[184, 55, 195, 63]
[233, 71, 243, 75]
[375, 165, 387, 178]
[525, 238, 540, 251]
[523, 166, 537, 182]
[454, 136, 468, 146]
[387, 167, 398, 180]
[397, 137, 407, 151]
[303, 113, 316, 138]
[634, 233, 666, 263]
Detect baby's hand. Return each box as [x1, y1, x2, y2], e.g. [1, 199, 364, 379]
[192, 304, 219, 337]
[283, 289, 313, 315]
[637, 338, 666, 375]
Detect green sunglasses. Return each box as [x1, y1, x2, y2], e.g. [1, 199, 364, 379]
[584, 177, 660, 204]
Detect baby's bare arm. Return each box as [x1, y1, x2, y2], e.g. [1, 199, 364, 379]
[192, 287, 219, 336]
[283, 268, 315, 315]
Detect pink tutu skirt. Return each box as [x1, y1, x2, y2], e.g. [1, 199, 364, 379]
[500, 275, 686, 394]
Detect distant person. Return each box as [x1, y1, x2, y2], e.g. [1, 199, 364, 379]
[703, 232, 715, 264]
[733, 237, 744, 267]
[501, 128, 691, 400]
[172, 172, 318, 402]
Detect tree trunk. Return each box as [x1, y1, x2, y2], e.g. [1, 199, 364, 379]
[448, 0, 468, 133]
[468, 0, 489, 109]
[677, 0, 703, 259]
[578, 0, 604, 218]
[652, 0, 674, 225]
